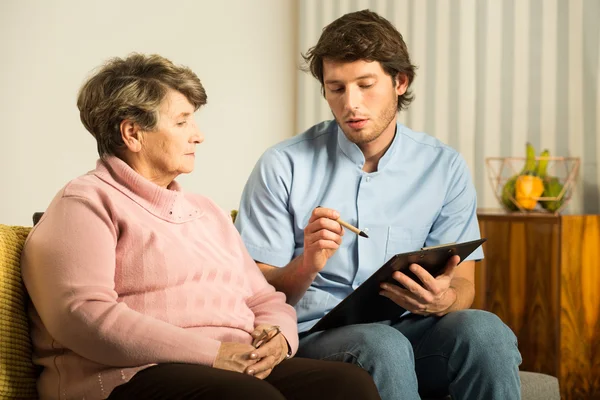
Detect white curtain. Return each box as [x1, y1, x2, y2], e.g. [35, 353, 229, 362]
[296, 0, 600, 214]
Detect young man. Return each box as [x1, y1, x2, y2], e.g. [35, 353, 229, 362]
[235, 10, 522, 400]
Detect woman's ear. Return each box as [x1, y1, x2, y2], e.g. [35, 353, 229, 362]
[120, 120, 143, 153]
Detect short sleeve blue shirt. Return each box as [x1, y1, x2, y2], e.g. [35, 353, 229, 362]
[235, 121, 484, 332]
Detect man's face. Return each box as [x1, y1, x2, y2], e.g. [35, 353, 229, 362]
[323, 59, 407, 147]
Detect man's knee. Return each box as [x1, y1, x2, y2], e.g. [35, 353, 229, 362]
[447, 310, 516, 343]
[443, 310, 521, 366]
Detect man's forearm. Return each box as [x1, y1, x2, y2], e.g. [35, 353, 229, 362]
[441, 277, 475, 314]
[258, 255, 317, 306]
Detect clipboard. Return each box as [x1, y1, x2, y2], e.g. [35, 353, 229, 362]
[308, 238, 487, 333]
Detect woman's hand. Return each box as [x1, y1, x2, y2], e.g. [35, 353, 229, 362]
[213, 342, 259, 373]
[245, 324, 290, 379]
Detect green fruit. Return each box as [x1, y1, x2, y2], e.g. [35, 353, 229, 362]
[523, 142, 537, 174]
[535, 149, 550, 178]
[541, 177, 564, 212]
[502, 176, 519, 211]
[534, 148, 564, 213]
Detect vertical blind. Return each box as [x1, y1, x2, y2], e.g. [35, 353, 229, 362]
[297, 0, 600, 214]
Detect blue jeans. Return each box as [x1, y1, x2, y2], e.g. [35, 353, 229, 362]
[297, 310, 522, 400]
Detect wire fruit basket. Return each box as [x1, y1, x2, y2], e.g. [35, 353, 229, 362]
[485, 156, 580, 214]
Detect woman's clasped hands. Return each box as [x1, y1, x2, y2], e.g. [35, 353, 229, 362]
[213, 324, 290, 380]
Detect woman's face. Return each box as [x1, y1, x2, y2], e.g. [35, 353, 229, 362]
[138, 89, 204, 182]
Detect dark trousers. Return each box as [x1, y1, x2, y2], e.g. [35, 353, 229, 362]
[108, 358, 381, 400]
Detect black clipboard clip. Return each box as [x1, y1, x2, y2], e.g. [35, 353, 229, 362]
[421, 242, 457, 251]
[419, 242, 457, 258]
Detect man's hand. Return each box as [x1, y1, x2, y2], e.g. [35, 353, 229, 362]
[379, 255, 461, 317]
[302, 207, 344, 274]
[213, 342, 259, 374]
[254, 207, 344, 306]
[245, 324, 290, 379]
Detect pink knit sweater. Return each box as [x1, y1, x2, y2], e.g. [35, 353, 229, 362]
[20, 156, 299, 400]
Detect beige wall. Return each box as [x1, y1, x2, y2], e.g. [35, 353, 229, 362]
[0, 0, 297, 226]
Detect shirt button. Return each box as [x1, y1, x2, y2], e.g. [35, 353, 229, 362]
[365, 176, 371, 182]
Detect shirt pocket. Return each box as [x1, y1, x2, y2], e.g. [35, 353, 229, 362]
[384, 225, 431, 261]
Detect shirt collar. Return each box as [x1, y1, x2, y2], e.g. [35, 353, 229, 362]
[336, 122, 402, 172]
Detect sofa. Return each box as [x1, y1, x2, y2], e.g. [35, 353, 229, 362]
[0, 221, 560, 399]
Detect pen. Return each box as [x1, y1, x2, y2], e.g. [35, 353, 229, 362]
[337, 218, 369, 238]
[316, 206, 369, 238]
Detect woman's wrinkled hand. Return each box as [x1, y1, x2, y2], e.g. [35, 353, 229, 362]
[245, 324, 290, 379]
[213, 342, 259, 374]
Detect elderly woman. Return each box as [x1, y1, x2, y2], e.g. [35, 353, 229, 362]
[20, 54, 380, 400]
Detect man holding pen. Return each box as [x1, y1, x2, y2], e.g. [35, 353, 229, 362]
[235, 10, 521, 400]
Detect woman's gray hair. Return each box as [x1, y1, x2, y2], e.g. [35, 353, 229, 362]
[77, 53, 207, 157]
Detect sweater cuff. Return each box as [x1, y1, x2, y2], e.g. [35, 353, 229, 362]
[201, 339, 222, 367]
[277, 322, 299, 356]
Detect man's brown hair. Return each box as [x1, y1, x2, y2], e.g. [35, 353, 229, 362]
[303, 9, 416, 111]
[77, 53, 207, 158]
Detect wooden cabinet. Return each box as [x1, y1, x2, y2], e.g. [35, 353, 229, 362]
[475, 210, 600, 400]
